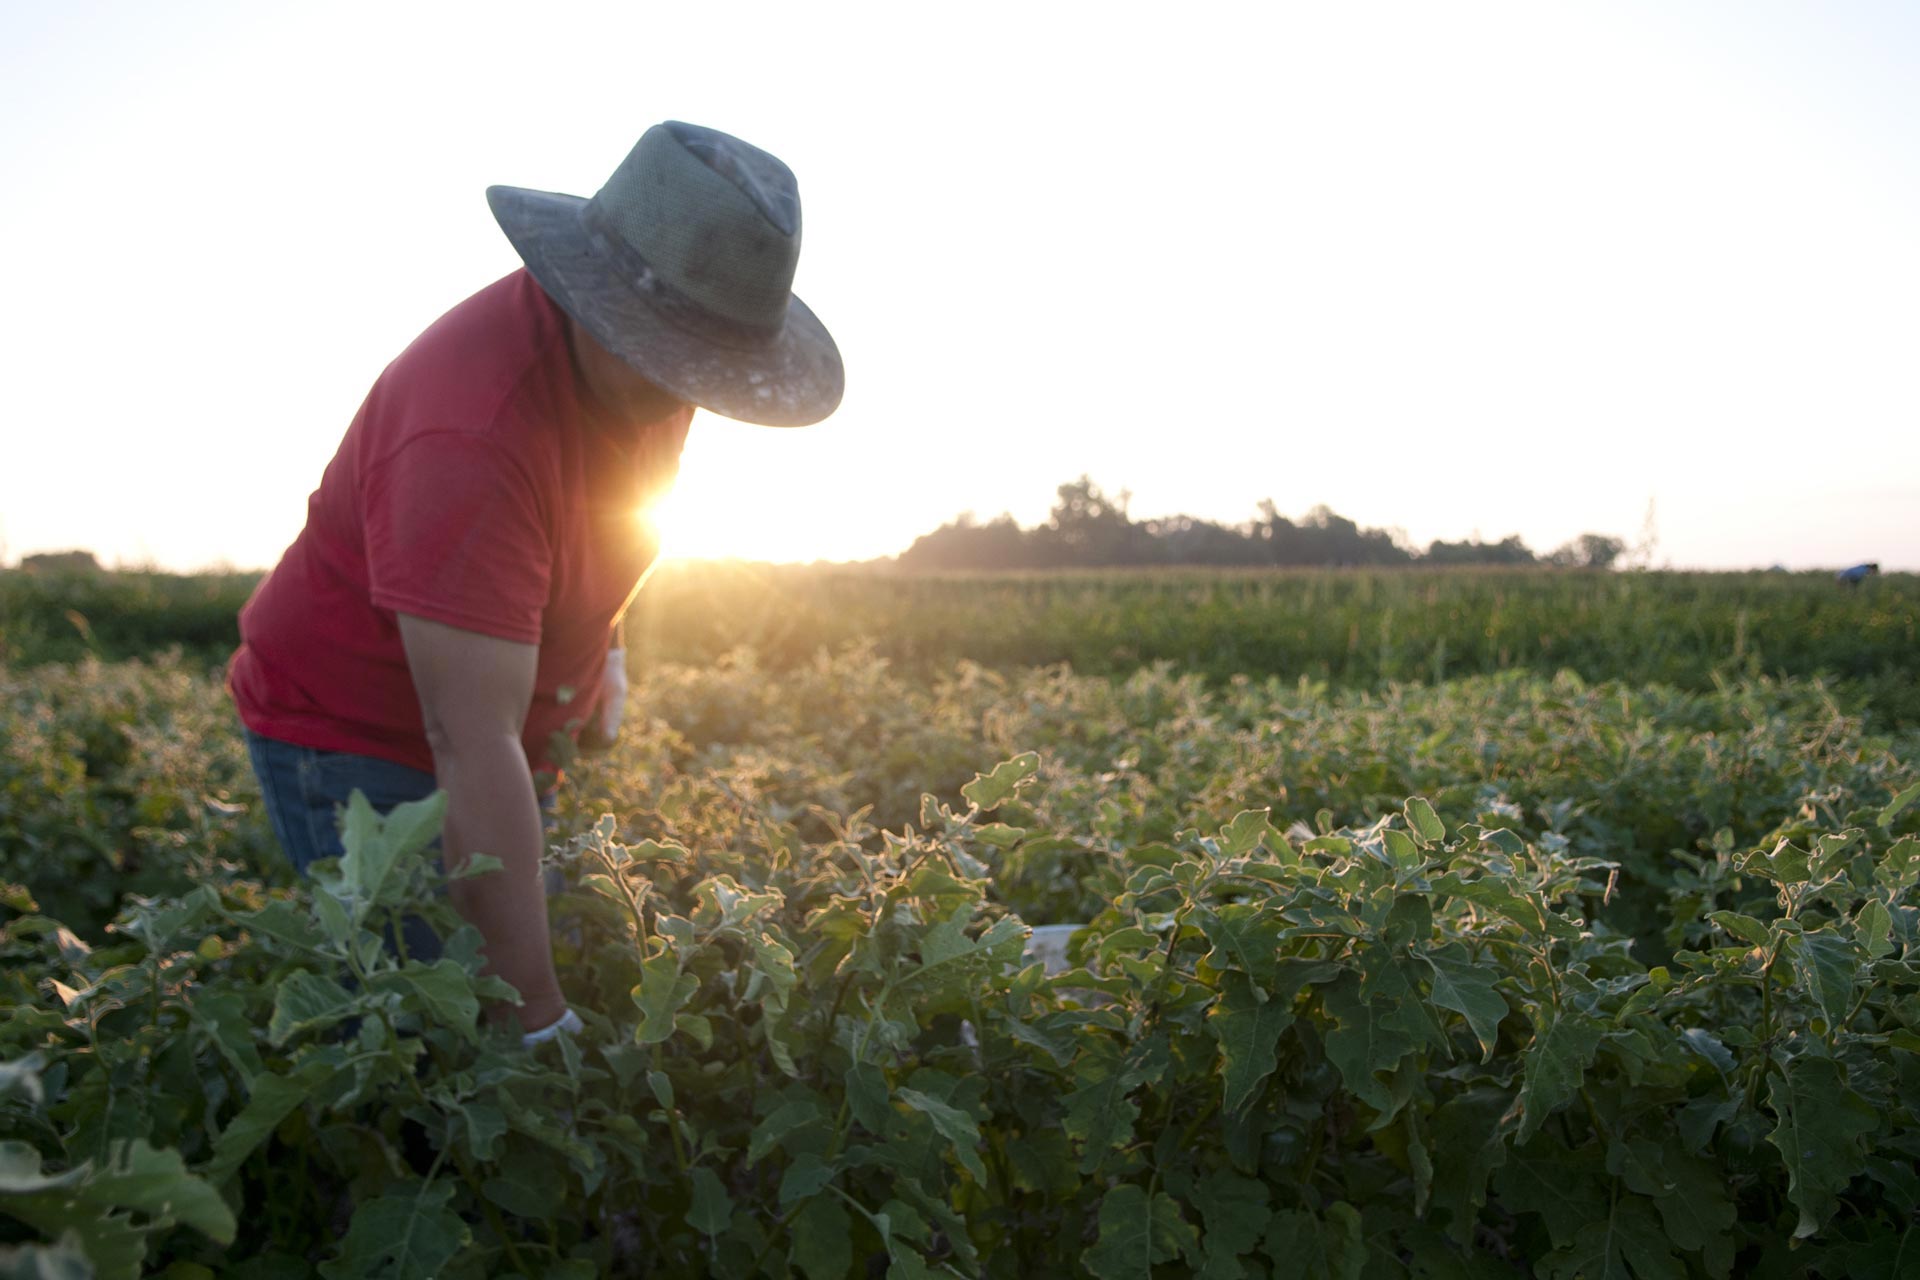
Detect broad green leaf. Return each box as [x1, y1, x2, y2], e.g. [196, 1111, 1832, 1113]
[1423, 946, 1508, 1060]
[687, 1166, 732, 1236]
[1260, 1203, 1365, 1280]
[1707, 911, 1770, 947]
[482, 1156, 564, 1219]
[1194, 1170, 1269, 1280]
[1321, 975, 1416, 1113]
[1879, 780, 1920, 828]
[204, 1058, 336, 1187]
[960, 752, 1040, 811]
[777, 1154, 838, 1207]
[1430, 1088, 1510, 1246]
[747, 1099, 829, 1164]
[845, 1063, 897, 1138]
[1430, 872, 1548, 935]
[1382, 894, 1433, 949]
[1382, 828, 1422, 870]
[266, 970, 361, 1047]
[1877, 835, 1920, 889]
[367, 959, 480, 1032]
[1791, 932, 1859, 1028]
[1064, 1036, 1169, 1173]
[1766, 1054, 1878, 1238]
[896, 1088, 986, 1184]
[632, 953, 699, 1045]
[1006, 1130, 1077, 1197]
[82, 1143, 234, 1243]
[1405, 796, 1445, 845]
[1855, 900, 1894, 961]
[1493, 1136, 1607, 1249]
[1538, 1195, 1682, 1280]
[789, 1195, 852, 1280]
[317, 1180, 470, 1280]
[1209, 973, 1295, 1115]
[1196, 903, 1282, 989]
[336, 790, 446, 920]
[1216, 809, 1276, 858]
[189, 989, 264, 1083]
[232, 900, 325, 952]
[1084, 1184, 1197, 1280]
[1612, 1137, 1733, 1253]
[1514, 1006, 1604, 1144]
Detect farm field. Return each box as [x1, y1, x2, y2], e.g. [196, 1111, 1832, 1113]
[2, 567, 1918, 1277]
[4, 565, 1917, 727]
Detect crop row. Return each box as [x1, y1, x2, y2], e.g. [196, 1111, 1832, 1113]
[2, 655, 1918, 1275]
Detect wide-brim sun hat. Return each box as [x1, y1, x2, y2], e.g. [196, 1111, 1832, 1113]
[487, 121, 843, 427]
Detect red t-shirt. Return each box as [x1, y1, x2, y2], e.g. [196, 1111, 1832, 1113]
[228, 269, 690, 777]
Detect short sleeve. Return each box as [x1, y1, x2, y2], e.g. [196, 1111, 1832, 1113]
[363, 433, 551, 644]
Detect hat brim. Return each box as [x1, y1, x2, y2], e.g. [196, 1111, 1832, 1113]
[487, 185, 843, 427]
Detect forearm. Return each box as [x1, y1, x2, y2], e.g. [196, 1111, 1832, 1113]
[433, 732, 563, 1031]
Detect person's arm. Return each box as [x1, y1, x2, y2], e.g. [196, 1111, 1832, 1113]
[397, 612, 564, 1034]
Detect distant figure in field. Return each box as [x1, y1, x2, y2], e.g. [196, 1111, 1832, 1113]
[1836, 562, 1879, 587]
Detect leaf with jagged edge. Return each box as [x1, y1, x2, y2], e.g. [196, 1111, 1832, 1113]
[1493, 1134, 1607, 1249]
[3, 1140, 237, 1279]
[317, 1179, 470, 1280]
[748, 1098, 830, 1165]
[1321, 973, 1416, 1113]
[366, 959, 482, 1034]
[632, 952, 698, 1046]
[1261, 1202, 1366, 1280]
[1791, 932, 1861, 1029]
[1611, 1136, 1734, 1255]
[1513, 1004, 1605, 1144]
[1194, 1169, 1269, 1280]
[1405, 796, 1446, 846]
[960, 752, 1040, 811]
[1423, 945, 1509, 1061]
[1430, 1087, 1511, 1246]
[1064, 1035, 1170, 1174]
[789, 1194, 853, 1280]
[896, 1087, 987, 1185]
[687, 1166, 732, 1237]
[266, 970, 361, 1047]
[1855, 899, 1894, 960]
[1537, 1194, 1683, 1280]
[203, 1057, 337, 1187]
[1876, 835, 1920, 890]
[1430, 871, 1548, 935]
[1196, 902, 1284, 991]
[1208, 961, 1339, 1115]
[335, 790, 446, 921]
[1879, 781, 1920, 828]
[1766, 1053, 1879, 1238]
[1085, 1184, 1198, 1280]
[1215, 808, 1277, 858]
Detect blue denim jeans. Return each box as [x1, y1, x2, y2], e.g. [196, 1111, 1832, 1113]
[244, 729, 446, 961]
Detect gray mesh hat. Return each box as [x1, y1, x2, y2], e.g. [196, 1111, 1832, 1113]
[487, 122, 842, 427]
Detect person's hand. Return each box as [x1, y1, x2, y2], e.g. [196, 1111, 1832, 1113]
[522, 1006, 583, 1048]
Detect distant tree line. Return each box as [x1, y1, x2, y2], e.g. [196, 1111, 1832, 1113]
[898, 477, 1626, 571]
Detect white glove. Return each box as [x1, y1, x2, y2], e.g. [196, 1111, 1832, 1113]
[522, 1007, 584, 1048]
[598, 647, 629, 739]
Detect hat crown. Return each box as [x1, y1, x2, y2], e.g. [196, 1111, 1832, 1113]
[589, 122, 802, 335]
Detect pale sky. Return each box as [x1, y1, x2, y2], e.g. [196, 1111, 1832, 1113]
[2, 1, 1915, 571]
